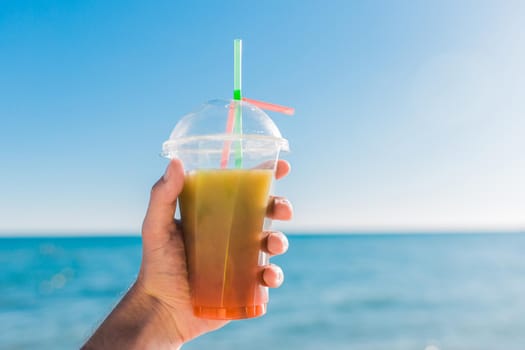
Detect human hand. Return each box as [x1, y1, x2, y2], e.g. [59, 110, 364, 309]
[83, 159, 293, 349]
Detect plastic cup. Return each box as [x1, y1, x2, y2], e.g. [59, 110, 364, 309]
[161, 99, 289, 319]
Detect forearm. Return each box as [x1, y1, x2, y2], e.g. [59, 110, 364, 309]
[82, 283, 183, 350]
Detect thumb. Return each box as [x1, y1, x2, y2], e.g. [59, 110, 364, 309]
[142, 159, 185, 239]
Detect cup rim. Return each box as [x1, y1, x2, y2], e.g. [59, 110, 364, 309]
[161, 133, 289, 158]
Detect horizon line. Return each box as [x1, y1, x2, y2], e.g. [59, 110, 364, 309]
[0, 228, 524, 238]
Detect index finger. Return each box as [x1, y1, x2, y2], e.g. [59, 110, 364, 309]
[275, 160, 291, 180]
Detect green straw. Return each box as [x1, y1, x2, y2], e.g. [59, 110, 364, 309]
[220, 39, 243, 304]
[233, 39, 242, 101]
[233, 39, 243, 168]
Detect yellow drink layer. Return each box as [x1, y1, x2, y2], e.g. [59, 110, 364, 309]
[179, 169, 273, 319]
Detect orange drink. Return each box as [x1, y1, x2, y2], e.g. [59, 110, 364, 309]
[179, 169, 273, 319]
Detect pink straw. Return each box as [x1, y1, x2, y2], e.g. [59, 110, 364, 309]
[220, 102, 236, 168]
[220, 97, 294, 168]
[242, 97, 295, 115]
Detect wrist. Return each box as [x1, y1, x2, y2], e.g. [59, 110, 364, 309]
[82, 282, 184, 350]
[130, 282, 186, 348]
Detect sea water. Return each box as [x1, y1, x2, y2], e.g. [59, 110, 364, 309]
[1, 234, 525, 349]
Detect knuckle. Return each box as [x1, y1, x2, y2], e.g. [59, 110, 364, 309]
[150, 179, 164, 196]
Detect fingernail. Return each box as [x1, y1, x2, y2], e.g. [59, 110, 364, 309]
[163, 161, 173, 181]
[277, 198, 291, 206]
[277, 269, 284, 284]
[282, 235, 289, 251]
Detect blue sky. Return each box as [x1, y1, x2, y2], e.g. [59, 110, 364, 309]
[1, 0, 524, 234]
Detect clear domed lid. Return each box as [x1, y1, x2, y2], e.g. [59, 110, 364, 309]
[162, 99, 289, 158]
